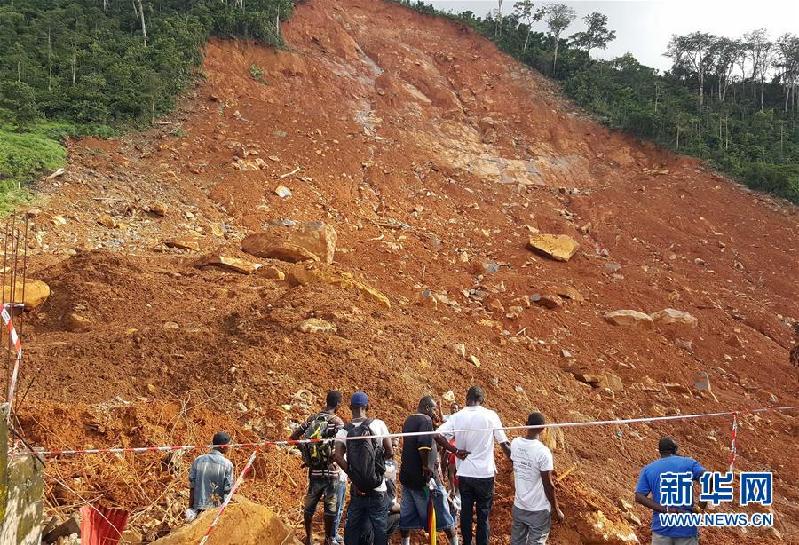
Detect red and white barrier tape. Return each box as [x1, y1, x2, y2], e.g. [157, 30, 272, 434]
[198, 450, 257, 545]
[18, 405, 797, 459]
[728, 412, 739, 472]
[2, 305, 23, 420]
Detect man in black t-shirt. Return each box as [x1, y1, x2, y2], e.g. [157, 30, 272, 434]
[399, 396, 466, 545]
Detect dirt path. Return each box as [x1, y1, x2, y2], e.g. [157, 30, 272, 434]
[16, 0, 799, 543]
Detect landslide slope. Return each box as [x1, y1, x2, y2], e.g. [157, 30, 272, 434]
[16, 0, 799, 543]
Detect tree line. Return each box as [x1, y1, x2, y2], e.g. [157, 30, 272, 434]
[0, 0, 292, 128]
[396, 0, 799, 202]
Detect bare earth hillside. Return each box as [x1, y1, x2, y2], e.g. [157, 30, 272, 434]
[15, 0, 799, 543]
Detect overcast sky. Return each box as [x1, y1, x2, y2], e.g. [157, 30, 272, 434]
[429, 1, 799, 71]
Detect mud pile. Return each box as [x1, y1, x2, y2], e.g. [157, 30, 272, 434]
[16, 0, 799, 543]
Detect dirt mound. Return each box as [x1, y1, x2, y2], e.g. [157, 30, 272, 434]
[15, 0, 799, 543]
[150, 496, 300, 545]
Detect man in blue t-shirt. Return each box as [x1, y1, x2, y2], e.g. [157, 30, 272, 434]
[635, 437, 707, 545]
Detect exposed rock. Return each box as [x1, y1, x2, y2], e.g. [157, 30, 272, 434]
[468, 355, 481, 367]
[150, 496, 301, 545]
[165, 238, 201, 251]
[452, 343, 467, 358]
[531, 293, 564, 309]
[604, 310, 654, 329]
[287, 265, 390, 308]
[604, 262, 622, 274]
[556, 286, 585, 302]
[526, 234, 580, 262]
[2, 279, 51, 310]
[664, 383, 692, 396]
[149, 202, 168, 217]
[196, 255, 261, 274]
[577, 510, 639, 545]
[42, 513, 80, 544]
[693, 371, 711, 392]
[258, 266, 286, 281]
[296, 318, 336, 334]
[242, 222, 337, 264]
[163, 321, 180, 330]
[274, 185, 292, 199]
[726, 335, 744, 348]
[65, 313, 91, 332]
[605, 373, 624, 392]
[97, 214, 118, 229]
[650, 308, 698, 328]
[574, 372, 623, 392]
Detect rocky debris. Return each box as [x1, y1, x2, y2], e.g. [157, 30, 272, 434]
[150, 496, 301, 545]
[468, 355, 481, 367]
[148, 202, 168, 217]
[165, 238, 201, 251]
[2, 279, 51, 310]
[726, 334, 744, 348]
[526, 234, 580, 262]
[452, 343, 467, 358]
[296, 318, 336, 334]
[663, 383, 692, 396]
[163, 321, 180, 330]
[258, 266, 286, 281]
[274, 185, 292, 199]
[530, 293, 564, 309]
[97, 214, 119, 229]
[604, 262, 622, 274]
[287, 265, 390, 309]
[573, 372, 623, 392]
[577, 510, 640, 544]
[242, 221, 337, 264]
[42, 513, 80, 544]
[604, 310, 654, 329]
[650, 308, 698, 328]
[196, 255, 261, 274]
[555, 286, 585, 302]
[65, 312, 91, 332]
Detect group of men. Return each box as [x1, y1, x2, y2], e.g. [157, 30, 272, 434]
[187, 386, 708, 545]
[290, 386, 562, 545]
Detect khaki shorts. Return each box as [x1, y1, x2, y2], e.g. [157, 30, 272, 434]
[652, 533, 699, 545]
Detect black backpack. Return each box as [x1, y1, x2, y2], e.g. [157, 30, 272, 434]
[299, 413, 335, 470]
[345, 419, 385, 494]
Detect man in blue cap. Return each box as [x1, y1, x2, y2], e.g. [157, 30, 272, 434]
[635, 437, 707, 545]
[186, 431, 234, 521]
[333, 391, 393, 545]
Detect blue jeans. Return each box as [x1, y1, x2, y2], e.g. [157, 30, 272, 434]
[459, 476, 495, 545]
[399, 482, 455, 531]
[333, 479, 347, 539]
[344, 491, 388, 545]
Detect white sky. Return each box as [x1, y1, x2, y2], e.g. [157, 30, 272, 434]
[429, 1, 799, 71]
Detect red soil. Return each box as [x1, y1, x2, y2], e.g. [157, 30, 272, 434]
[15, 0, 799, 543]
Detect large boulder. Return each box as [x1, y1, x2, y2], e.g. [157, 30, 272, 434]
[577, 510, 639, 545]
[527, 234, 580, 262]
[650, 308, 698, 328]
[241, 222, 336, 264]
[2, 280, 51, 311]
[150, 496, 301, 545]
[604, 310, 654, 329]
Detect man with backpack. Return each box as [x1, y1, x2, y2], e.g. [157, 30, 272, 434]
[333, 391, 394, 545]
[291, 390, 346, 545]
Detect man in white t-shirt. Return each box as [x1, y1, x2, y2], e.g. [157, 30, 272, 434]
[333, 391, 393, 545]
[437, 386, 511, 545]
[510, 412, 564, 545]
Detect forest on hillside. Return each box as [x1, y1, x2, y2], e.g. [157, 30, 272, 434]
[399, 0, 799, 202]
[0, 0, 798, 206]
[0, 0, 291, 208]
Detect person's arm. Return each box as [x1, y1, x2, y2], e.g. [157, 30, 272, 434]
[188, 461, 196, 508]
[542, 470, 565, 522]
[635, 492, 670, 513]
[223, 462, 234, 499]
[382, 436, 393, 460]
[492, 412, 512, 460]
[434, 434, 469, 459]
[333, 430, 348, 473]
[290, 416, 310, 441]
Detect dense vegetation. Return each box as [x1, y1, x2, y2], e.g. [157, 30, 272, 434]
[0, 0, 291, 209]
[397, 0, 799, 202]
